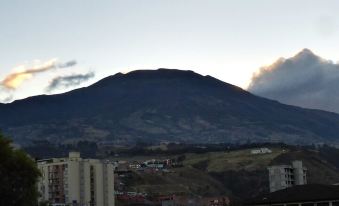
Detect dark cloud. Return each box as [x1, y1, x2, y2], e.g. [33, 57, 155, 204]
[57, 60, 77, 68]
[248, 49, 339, 113]
[46, 72, 95, 92]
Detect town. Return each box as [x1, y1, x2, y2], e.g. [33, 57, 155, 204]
[32, 142, 339, 206]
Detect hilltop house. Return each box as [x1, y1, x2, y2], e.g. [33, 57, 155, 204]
[251, 148, 272, 155]
[144, 159, 164, 169]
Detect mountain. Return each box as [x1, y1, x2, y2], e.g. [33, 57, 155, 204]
[1, 68, 339, 146]
[248, 48, 339, 113]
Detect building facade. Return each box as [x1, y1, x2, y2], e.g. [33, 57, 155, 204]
[268, 160, 307, 192]
[37, 152, 115, 206]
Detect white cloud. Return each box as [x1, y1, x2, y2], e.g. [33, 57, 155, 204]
[248, 49, 339, 113]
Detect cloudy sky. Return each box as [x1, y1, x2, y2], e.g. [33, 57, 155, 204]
[248, 49, 339, 113]
[1, 0, 339, 102]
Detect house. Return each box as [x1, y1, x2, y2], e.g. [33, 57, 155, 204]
[201, 197, 230, 206]
[245, 184, 339, 206]
[251, 148, 272, 155]
[129, 161, 142, 169]
[144, 159, 165, 169]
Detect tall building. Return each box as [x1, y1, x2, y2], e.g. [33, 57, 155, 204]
[268, 160, 307, 192]
[37, 152, 115, 206]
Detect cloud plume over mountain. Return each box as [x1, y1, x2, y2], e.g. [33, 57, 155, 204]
[248, 49, 339, 113]
[45, 72, 95, 92]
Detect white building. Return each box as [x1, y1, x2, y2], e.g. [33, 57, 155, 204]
[37, 152, 115, 206]
[251, 148, 272, 155]
[268, 160, 307, 192]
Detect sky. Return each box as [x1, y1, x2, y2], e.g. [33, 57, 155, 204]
[1, 0, 339, 102]
[248, 49, 339, 113]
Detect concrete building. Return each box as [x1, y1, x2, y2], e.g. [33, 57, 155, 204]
[268, 160, 307, 192]
[37, 152, 115, 206]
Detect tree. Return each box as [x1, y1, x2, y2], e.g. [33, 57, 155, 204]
[0, 132, 41, 206]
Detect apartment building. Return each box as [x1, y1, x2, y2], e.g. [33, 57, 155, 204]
[37, 152, 115, 206]
[268, 160, 307, 192]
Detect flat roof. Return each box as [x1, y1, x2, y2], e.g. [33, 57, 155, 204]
[245, 184, 339, 205]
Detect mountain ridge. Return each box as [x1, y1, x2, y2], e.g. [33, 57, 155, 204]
[1, 68, 339, 146]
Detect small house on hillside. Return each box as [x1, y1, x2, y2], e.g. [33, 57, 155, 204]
[144, 159, 165, 169]
[251, 148, 272, 155]
[129, 161, 142, 169]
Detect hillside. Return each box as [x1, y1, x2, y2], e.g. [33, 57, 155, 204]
[115, 146, 339, 200]
[1, 69, 339, 145]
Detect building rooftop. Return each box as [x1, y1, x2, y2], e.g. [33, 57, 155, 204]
[36, 152, 103, 164]
[245, 184, 339, 205]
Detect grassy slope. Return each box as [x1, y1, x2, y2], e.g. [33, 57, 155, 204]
[119, 147, 339, 199]
[182, 148, 286, 198]
[126, 167, 229, 197]
[184, 148, 285, 172]
[271, 150, 339, 185]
